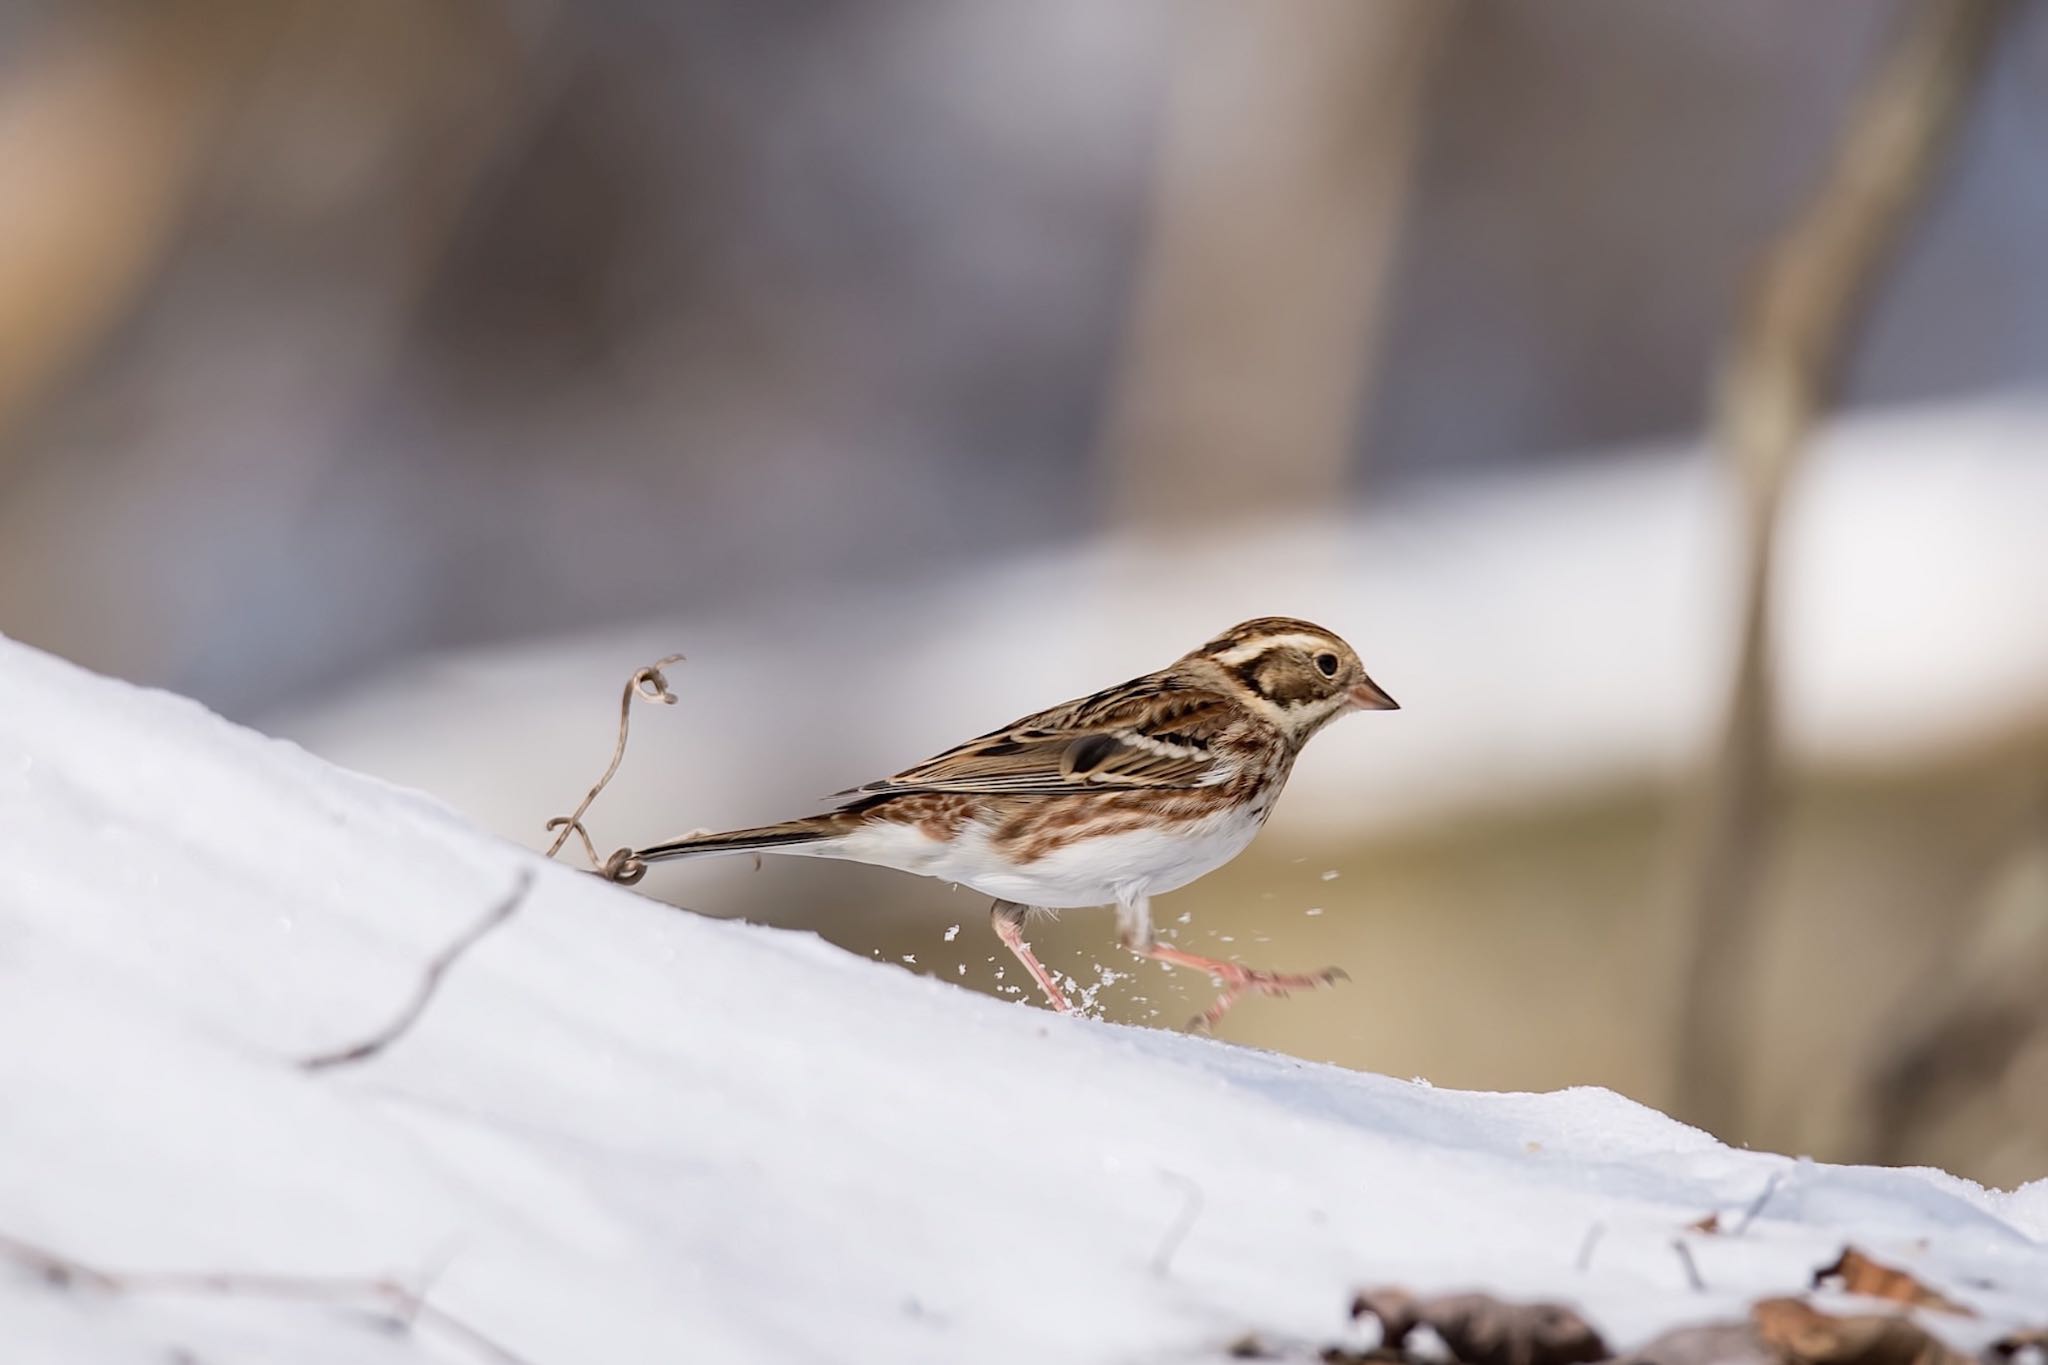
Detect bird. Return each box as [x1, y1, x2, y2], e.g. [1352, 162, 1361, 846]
[627, 617, 1398, 1029]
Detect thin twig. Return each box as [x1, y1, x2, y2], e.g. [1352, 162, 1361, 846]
[1574, 1222, 1606, 1273]
[542, 653, 685, 885]
[300, 870, 534, 1071]
[0, 1231, 539, 1365]
[1671, 1239, 1706, 1292]
[1732, 1171, 1783, 1236]
[1669, 0, 2011, 1139]
[1150, 1171, 1205, 1277]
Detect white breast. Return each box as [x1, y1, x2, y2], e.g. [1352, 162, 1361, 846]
[807, 805, 1272, 910]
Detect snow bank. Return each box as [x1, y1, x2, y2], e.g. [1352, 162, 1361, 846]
[2, 635, 2043, 1363]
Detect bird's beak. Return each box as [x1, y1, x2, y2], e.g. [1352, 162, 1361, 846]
[1348, 675, 1400, 711]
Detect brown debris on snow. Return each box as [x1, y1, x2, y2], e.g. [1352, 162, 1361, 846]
[1347, 1287, 1608, 1365]
[1751, 1296, 1975, 1365]
[1812, 1247, 1977, 1317]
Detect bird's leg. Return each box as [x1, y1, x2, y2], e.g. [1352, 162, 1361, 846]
[1113, 888, 1155, 955]
[990, 901, 1072, 1013]
[1143, 944, 1347, 1030]
[1120, 889, 1346, 1031]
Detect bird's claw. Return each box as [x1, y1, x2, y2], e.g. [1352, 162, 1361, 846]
[1180, 961, 1348, 1032]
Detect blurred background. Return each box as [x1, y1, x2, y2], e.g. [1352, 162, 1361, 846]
[2, 0, 2045, 1185]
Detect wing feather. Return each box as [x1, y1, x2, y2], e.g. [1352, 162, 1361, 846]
[834, 680, 1246, 799]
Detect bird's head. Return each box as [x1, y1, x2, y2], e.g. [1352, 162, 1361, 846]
[1189, 616, 1398, 742]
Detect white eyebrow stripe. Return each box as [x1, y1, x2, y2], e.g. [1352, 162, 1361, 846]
[1211, 634, 1336, 666]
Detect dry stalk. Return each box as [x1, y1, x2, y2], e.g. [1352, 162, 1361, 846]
[544, 653, 686, 885]
[1671, 1238, 1706, 1293]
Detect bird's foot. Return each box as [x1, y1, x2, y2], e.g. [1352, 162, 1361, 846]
[1142, 944, 1346, 1031]
[992, 906, 1074, 1014]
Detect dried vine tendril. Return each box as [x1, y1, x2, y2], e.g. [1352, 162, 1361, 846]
[541, 653, 686, 885]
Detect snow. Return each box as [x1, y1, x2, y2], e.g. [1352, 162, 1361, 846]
[2, 634, 2045, 1364]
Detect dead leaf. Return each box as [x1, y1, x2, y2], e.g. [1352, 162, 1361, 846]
[1354, 1288, 1422, 1339]
[1351, 1287, 1607, 1365]
[1688, 1212, 1723, 1235]
[1752, 1297, 1973, 1365]
[1812, 1248, 1975, 1316]
[1611, 1322, 1772, 1365]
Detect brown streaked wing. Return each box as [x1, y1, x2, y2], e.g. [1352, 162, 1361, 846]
[832, 681, 1245, 799]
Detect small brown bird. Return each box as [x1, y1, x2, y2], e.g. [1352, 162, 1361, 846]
[631, 618, 1397, 1028]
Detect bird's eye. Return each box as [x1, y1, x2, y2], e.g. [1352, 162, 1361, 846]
[1313, 652, 1340, 677]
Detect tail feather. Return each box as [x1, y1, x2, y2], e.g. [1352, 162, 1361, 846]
[633, 819, 835, 865]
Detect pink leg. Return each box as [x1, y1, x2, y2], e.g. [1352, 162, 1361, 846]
[1143, 943, 1347, 1031]
[991, 903, 1073, 1013]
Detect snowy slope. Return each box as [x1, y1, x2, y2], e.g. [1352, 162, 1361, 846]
[2, 635, 2044, 1364]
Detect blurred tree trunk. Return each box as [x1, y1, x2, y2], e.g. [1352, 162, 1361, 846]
[1096, 0, 1456, 532]
[0, 1, 269, 443]
[1669, 0, 2010, 1141]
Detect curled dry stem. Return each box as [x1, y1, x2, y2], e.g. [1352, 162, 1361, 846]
[542, 653, 686, 885]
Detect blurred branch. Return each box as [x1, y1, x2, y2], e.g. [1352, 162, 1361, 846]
[1669, 0, 2010, 1137]
[1097, 0, 1456, 530]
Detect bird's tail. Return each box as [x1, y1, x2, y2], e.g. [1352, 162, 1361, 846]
[631, 817, 837, 865]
